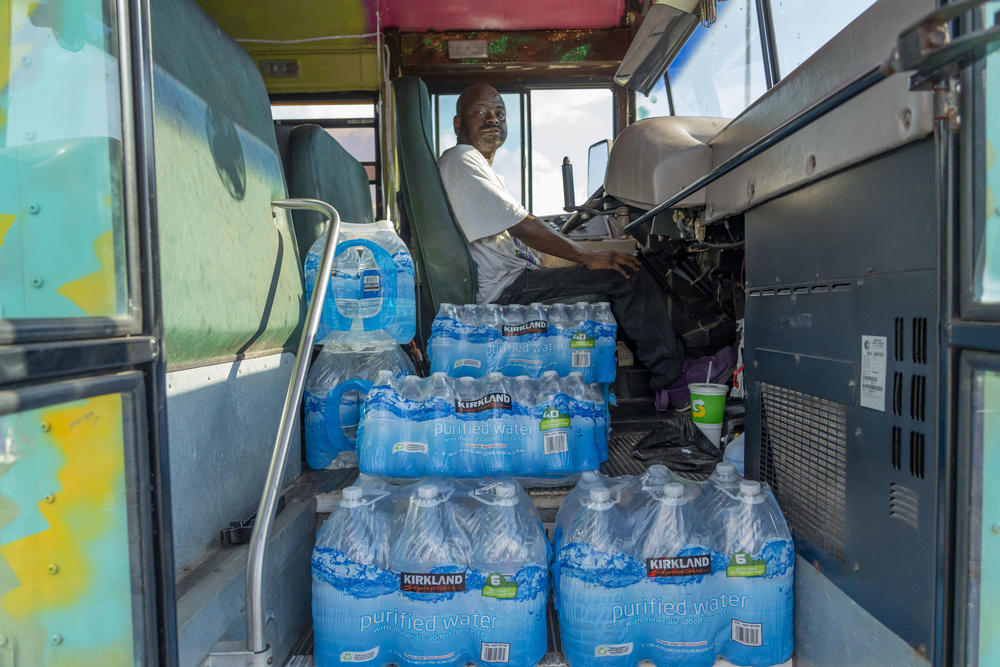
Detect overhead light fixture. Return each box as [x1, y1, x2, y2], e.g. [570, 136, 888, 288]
[614, 1, 701, 95]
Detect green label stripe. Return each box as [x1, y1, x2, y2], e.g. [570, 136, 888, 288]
[482, 574, 518, 599]
[726, 551, 767, 577]
[540, 416, 570, 430]
[569, 335, 595, 349]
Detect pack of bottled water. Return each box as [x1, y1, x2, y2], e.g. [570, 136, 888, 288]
[304, 221, 416, 344]
[356, 370, 609, 478]
[554, 463, 794, 667]
[312, 478, 549, 667]
[303, 333, 415, 470]
[427, 302, 617, 382]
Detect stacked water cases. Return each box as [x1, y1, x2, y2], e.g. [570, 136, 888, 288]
[357, 371, 609, 477]
[312, 479, 550, 666]
[553, 464, 794, 667]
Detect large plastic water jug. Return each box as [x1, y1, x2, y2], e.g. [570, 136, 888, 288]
[303, 333, 414, 470]
[303, 220, 416, 344]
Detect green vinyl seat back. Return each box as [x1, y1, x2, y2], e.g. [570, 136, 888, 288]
[392, 76, 477, 343]
[285, 124, 374, 260]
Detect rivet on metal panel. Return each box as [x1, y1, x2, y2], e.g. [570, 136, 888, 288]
[753, 360, 758, 368]
[854, 427, 863, 438]
[42, 494, 55, 503]
[853, 561, 861, 573]
[40, 421, 51, 432]
[848, 380, 857, 390]
[31, 276, 44, 288]
[805, 154, 816, 175]
[28, 203, 40, 214]
[866, 265, 876, 275]
[49, 634, 62, 645]
[47, 563, 59, 574]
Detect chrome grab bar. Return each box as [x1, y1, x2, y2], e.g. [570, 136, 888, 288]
[246, 199, 342, 656]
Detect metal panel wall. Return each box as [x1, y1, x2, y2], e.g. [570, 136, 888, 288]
[745, 138, 940, 659]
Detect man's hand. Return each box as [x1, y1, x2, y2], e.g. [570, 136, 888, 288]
[581, 250, 641, 278]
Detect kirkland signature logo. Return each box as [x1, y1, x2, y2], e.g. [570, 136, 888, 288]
[501, 320, 548, 336]
[455, 393, 513, 413]
[646, 555, 712, 578]
[400, 572, 467, 593]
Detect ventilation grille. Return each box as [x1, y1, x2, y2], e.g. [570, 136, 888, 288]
[909, 431, 926, 479]
[889, 482, 919, 530]
[909, 374, 926, 422]
[894, 317, 905, 362]
[759, 383, 848, 561]
[892, 426, 902, 470]
[892, 372, 904, 416]
[912, 317, 928, 364]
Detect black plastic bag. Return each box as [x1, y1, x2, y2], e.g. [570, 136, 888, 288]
[632, 414, 723, 473]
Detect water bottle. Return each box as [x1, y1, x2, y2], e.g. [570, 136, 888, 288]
[587, 380, 610, 462]
[330, 247, 361, 322]
[635, 482, 716, 667]
[564, 487, 623, 553]
[356, 247, 382, 320]
[312, 486, 390, 666]
[482, 303, 504, 374]
[452, 376, 483, 477]
[694, 461, 742, 522]
[510, 375, 541, 474]
[453, 304, 485, 378]
[637, 481, 711, 563]
[469, 482, 547, 576]
[481, 372, 515, 475]
[389, 375, 428, 477]
[713, 480, 794, 666]
[593, 302, 617, 383]
[538, 370, 575, 475]
[427, 373, 456, 474]
[565, 372, 598, 471]
[389, 483, 470, 573]
[568, 303, 595, 380]
[499, 304, 527, 375]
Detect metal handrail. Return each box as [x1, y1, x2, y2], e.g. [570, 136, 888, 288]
[245, 199, 342, 656]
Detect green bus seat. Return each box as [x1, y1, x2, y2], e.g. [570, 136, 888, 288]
[285, 124, 374, 260]
[393, 76, 478, 343]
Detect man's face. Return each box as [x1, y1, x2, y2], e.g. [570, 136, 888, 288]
[455, 87, 507, 158]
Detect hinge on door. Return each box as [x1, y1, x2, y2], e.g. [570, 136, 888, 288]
[896, 0, 1000, 91]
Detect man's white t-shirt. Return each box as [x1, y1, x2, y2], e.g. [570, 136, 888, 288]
[438, 144, 542, 303]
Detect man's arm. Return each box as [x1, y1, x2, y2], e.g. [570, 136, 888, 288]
[509, 215, 641, 278]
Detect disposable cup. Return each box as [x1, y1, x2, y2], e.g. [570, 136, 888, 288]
[689, 382, 728, 445]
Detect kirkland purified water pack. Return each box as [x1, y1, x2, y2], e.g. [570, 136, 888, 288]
[554, 464, 794, 667]
[303, 333, 415, 470]
[304, 221, 416, 344]
[427, 302, 617, 382]
[312, 479, 549, 667]
[356, 370, 609, 477]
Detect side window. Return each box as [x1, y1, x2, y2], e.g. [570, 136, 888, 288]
[974, 3, 1000, 306]
[529, 88, 613, 214]
[668, 0, 766, 118]
[769, 0, 879, 76]
[271, 102, 381, 218]
[1, 0, 130, 324]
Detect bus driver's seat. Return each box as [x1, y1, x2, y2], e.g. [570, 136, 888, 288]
[393, 76, 478, 344]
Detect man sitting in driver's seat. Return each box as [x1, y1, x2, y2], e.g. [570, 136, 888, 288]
[437, 84, 730, 408]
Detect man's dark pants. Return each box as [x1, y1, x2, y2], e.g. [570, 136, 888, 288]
[495, 265, 684, 389]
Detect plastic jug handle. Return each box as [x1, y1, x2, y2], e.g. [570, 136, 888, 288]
[320, 242, 361, 333]
[324, 378, 373, 449]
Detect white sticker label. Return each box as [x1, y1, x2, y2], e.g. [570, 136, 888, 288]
[595, 642, 633, 657]
[454, 358, 482, 369]
[480, 642, 510, 663]
[572, 350, 591, 368]
[543, 431, 568, 455]
[731, 620, 762, 647]
[860, 335, 888, 411]
[392, 441, 428, 455]
[341, 646, 379, 662]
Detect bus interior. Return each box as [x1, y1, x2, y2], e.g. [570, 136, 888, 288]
[1, 0, 999, 665]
